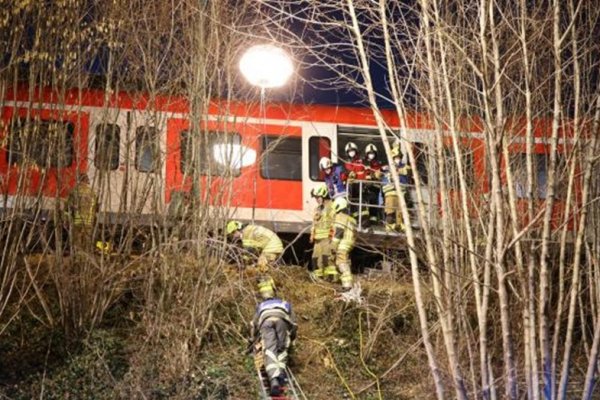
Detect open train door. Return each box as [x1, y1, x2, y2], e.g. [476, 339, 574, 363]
[302, 122, 336, 220]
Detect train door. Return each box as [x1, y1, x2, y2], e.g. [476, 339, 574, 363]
[335, 126, 434, 229]
[125, 109, 167, 218]
[89, 107, 128, 220]
[302, 121, 336, 219]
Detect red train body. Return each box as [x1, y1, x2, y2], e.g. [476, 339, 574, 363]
[0, 86, 577, 235]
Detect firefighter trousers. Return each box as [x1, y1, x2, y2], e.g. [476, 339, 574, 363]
[312, 239, 335, 278]
[260, 317, 291, 382]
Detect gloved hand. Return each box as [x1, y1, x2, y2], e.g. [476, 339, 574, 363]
[348, 171, 356, 179]
[374, 171, 383, 179]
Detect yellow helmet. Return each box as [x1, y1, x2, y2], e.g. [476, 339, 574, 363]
[226, 220, 243, 235]
[258, 277, 276, 299]
[311, 185, 329, 198]
[333, 197, 348, 213]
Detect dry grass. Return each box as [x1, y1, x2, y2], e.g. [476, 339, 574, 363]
[0, 254, 433, 400]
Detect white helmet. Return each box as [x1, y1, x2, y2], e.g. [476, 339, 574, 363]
[333, 197, 348, 213]
[319, 157, 332, 170]
[345, 142, 358, 155]
[365, 143, 377, 155]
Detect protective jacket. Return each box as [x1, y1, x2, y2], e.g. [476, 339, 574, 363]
[252, 298, 297, 340]
[381, 162, 412, 197]
[311, 200, 335, 241]
[241, 225, 284, 255]
[344, 156, 366, 180]
[332, 212, 357, 254]
[67, 182, 97, 227]
[364, 159, 382, 179]
[324, 164, 347, 198]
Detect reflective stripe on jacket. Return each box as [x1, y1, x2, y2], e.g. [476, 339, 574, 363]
[312, 200, 334, 240]
[242, 225, 283, 254]
[382, 163, 412, 196]
[331, 212, 356, 253]
[252, 298, 298, 339]
[68, 183, 97, 226]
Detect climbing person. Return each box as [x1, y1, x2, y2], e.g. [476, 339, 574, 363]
[343, 142, 369, 226]
[67, 172, 98, 252]
[319, 156, 347, 199]
[363, 143, 383, 226]
[380, 147, 412, 232]
[226, 221, 283, 299]
[330, 197, 356, 291]
[309, 185, 337, 281]
[250, 291, 298, 397]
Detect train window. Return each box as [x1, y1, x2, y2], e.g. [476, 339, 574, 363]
[6, 118, 74, 168]
[260, 135, 302, 181]
[309, 136, 331, 181]
[512, 153, 566, 199]
[443, 147, 474, 189]
[180, 130, 242, 176]
[135, 126, 159, 173]
[94, 123, 120, 170]
[337, 135, 386, 166]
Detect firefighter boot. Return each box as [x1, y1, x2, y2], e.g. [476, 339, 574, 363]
[323, 265, 339, 282]
[270, 378, 282, 396]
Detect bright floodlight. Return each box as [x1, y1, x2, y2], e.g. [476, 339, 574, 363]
[239, 44, 293, 89]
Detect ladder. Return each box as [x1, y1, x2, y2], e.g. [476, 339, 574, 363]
[252, 343, 304, 400]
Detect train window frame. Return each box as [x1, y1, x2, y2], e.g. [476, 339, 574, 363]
[6, 117, 74, 168]
[309, 136, 331, 181]
[260, 135, 302, 181]
[135, 126, 159, 173]
[512, 153, 566, 199]
[180, 130, 242, 177]
[94, 123, 120, 171]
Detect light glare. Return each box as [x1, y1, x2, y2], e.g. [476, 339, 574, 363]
[239, 44, 293, 89]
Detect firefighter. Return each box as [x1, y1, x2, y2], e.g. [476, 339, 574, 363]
[363, 143, 383, 225]
[226, 221, 283, 299]
[67, 172, 98, 252]
[343, 142, 369, 226]
[330, 197, 356, 290]
[250, 290, 297, 396]
[380, 147, 412, 232]
[309, 185, 337, 280]
[319, 157, 347, 199]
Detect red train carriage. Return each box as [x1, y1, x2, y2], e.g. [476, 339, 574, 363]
[0, 86, 577, 242]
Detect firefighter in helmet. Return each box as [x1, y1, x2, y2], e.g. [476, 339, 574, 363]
[330, 197, 356, 290]
[319, 156, 347, 199]
[250, 288, 297, 396]
[363, 143, 383, 225]
[67, 172, 98, 252]
[343, 142, 369, 226]
[309, 185, 337, 280]
[380, 147, 412, 232]
[226, 221, 283, 299]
